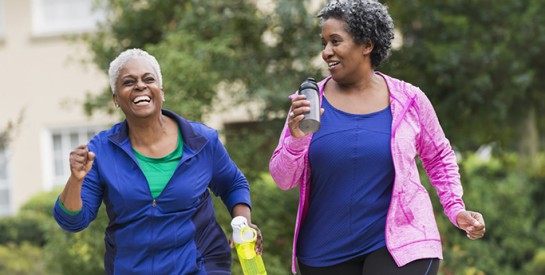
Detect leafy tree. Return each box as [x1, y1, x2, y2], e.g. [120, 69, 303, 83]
[383, 0, 545, 159]
[0, 108, 25, 151]
[83, 0, 324, 121]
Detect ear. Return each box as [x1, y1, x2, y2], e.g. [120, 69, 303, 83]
[362, 41, 374, 56]
[112, 94, 119, 108]
[161, 89, 165, 102]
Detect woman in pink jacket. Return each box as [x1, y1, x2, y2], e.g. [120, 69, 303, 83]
[269, 1, 486, 274]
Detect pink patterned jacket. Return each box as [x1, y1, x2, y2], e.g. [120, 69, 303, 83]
[269, 72, 466, 274]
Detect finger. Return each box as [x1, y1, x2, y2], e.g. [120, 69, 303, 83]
[229, 238, 235, 249]
[472, 212, 485, 227]
[291, 94, 307, 102]
[250, 224, 263, 255]
[468, 232, 485, 240]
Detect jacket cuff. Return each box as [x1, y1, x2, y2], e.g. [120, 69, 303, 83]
[226, 189, 252, 215]
[54, 197, 84, 225]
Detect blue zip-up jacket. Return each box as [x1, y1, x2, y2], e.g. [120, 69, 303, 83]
[53, 109, 251, 274]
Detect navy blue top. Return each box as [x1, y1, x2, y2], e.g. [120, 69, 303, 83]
[297, 96, 395, 267]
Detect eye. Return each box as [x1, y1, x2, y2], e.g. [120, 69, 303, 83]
[122, 80, 135, 86]
[144, 77, 155, 83]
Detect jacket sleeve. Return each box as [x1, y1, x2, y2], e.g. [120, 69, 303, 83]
[414, 88, 466, 227]
[53, 139, 104, 232]
[208, 130, 252, 214]
[269, 98, 312, 190]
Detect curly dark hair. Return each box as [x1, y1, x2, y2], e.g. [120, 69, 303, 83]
[318, 0, 395, 68]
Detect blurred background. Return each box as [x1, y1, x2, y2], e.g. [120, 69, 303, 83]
[0, 0, 544, 274]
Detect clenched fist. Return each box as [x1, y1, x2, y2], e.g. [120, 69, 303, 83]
[69, 145, 95, 182]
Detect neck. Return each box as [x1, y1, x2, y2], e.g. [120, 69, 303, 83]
[127, 114, 172, 147]
[336, 70, 378, 94]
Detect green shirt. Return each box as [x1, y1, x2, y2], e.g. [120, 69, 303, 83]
[133, 129, 183, 199]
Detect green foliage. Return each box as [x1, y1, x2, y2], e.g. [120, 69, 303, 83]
[421, 152, 545, 274]
[222, 119, 285, 182]
[0, 243, 47, 275]
[213, 173, 299, 275]
[526, 249, 545, 275]
[83, 0, 324, 121]
[43, 207, 108, 275]
[0, 187, 107, 275]
[384, 0, 545, 150]
[0, 211, 49, 247]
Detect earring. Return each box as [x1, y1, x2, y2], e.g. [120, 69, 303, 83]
[114, 103, 119, 108]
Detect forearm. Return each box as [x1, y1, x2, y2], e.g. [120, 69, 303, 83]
[269, 125, 311, 190]
[232, 203, 252, 224]
[59, 175, 84, 211]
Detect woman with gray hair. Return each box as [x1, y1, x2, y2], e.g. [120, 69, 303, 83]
[53, 48, 262, 274]
[269, 0, 485, 274]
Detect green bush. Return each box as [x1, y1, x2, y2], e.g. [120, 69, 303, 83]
[423, 152, 545, 274]
[214, 173, 299, 275]
[0, 211, 49, 247]
[43, 204, 108, 275]
[0, 242, 47, 275]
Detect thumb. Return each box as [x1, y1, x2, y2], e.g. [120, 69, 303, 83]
[85, 151, 96, 170]
[88, 151, 96, 162]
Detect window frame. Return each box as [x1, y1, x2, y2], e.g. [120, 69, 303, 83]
[0, 147, 12, 217]
[31, 0, 106, 37]
[42, 125, 105, 190]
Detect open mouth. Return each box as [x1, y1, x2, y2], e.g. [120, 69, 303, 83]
[328, 61, 340, 68]
[133, 96, 151, 105]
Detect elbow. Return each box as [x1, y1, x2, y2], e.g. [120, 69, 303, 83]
[269, 168, 296, 190]
[52, 208, 89, 233]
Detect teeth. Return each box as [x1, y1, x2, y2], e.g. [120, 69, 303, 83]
[328, 62, 340, 68]
[134, 96, 151, 103]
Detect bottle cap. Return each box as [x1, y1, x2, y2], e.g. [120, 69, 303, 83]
[299, 77, 318, 92]
[231, 216, 256, 244]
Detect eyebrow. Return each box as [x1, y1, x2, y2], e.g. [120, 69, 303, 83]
[120, 72, 155, 79]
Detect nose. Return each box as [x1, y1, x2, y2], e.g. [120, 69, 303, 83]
[134, 79, 147, 91]
[322, 43, 333, 60]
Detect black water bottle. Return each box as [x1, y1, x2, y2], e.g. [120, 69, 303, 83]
[298, 77, 320, 134]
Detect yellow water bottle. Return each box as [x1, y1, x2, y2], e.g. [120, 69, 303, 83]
[231, 216, 267, 275]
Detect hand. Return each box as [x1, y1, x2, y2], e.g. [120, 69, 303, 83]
[69, 145, 95, 182]
[456, 210, 486, 240]
[288, 94, 324, 138]
[229, 222, 264, 255]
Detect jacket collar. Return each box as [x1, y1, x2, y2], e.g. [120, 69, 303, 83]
[378, 72, 417, 136]
[108, 109, 208, 154]
[318, 72, 417, 136]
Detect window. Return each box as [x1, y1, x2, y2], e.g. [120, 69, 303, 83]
[0, 147, 11, 217]
[31, 0, 106, 36]
[43, 126, 104, 189]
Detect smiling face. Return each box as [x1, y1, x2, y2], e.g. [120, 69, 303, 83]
[113, 57, 164, 119]
[321, 18, 373, 84]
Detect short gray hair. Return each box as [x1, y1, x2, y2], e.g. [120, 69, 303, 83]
[108, 48, 163, 94]
[319, 0, 395, 68]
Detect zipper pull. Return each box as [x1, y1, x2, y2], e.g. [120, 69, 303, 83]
[152, 199, 157, 207]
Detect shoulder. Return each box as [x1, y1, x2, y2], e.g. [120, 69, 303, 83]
[188, 121, 219, 138]
[378, 72, 429, 103]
